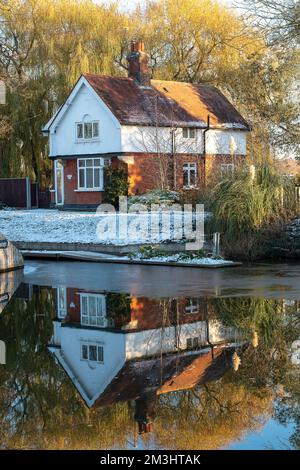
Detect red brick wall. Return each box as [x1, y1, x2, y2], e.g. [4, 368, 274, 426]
[63, 159, 104, 206]
[53, 153, 245, 207]
[125, 153, 205, 195]
[63, 288, 214, 331]
[66, 288, 81, 323]
[205, 154, 246, 183]
[123, 297, 208, 331]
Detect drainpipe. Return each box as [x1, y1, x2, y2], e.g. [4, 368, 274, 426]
[170, 128, 177, 189]
[203, 115, 210, 186]
[205, 306, 214, 359]
[203, 114, 210, 156]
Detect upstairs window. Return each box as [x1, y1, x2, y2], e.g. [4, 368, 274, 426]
[186, 337, 202, 350]
[76, 121, 99, 140]
[182, 127, 196, 139]
[183, 163, 197, 188]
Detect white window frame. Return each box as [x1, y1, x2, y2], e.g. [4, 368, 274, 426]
[75, 120, 99, 141]
[182, 127, 196, 139]
[54, 159, 64, 205]
[77, 158, 104, 191]
[57, 287, 67, 319]
[81, 342, 104, 363]
[220, 163, 235, 177]
[183, 163, 197, 189]
[185, 298, 199, 314]
[80, 293, 107, 327]
[186, 336, 202, 350]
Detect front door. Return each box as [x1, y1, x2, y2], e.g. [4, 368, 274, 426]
[55, 160, 64, 205]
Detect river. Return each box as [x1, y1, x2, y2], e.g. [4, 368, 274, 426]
[0, 260, 299, 450]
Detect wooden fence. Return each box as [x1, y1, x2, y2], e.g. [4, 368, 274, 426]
[0, 177, 50, 209]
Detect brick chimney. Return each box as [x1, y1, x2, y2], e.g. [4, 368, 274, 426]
[127, 41, 150, 86]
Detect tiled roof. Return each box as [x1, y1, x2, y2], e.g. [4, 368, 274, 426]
[84, 74, 250, 130]
[93, 346, 235, 408]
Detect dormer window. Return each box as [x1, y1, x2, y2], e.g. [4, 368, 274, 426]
[76, 119, 99, 140]
[182, 127, 196, 139]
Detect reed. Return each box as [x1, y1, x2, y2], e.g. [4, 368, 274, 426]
[209, 163, 297, 259]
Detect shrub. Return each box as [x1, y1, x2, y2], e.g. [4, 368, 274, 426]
[178, 249, 208, 260]
[130, 246, 210, 261]
[104, 167, 129, 207]
[135, 245, 165, 259]
[129, 189, 180, 208]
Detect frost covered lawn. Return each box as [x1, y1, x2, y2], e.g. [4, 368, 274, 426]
[128, 254, 233, 266]
[0, 209, 203, 245]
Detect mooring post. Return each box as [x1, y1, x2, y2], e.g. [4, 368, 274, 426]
[0, 340, 5, 365]
[295, 186, 300, 213]
[212, 232, 221, 258]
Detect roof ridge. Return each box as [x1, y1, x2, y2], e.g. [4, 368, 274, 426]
[84, 73, 132, 81]
[84, 73, 217, 89]
[151, 78, 215, 87]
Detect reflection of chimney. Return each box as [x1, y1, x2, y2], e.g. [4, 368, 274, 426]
[127, 41, 150, 86]
[138, 422, 153, 434]
[134, 394, 156, 434]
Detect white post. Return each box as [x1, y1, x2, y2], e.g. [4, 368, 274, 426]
[0, 340, 5, 365]
[296, 187, 300, 213]
[212, 232, 221, 258]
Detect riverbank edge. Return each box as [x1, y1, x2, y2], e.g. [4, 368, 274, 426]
[21, 250, 241, 269]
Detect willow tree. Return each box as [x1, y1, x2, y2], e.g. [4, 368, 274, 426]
[0, 0, 125, 184]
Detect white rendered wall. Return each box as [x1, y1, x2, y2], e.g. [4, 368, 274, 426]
[125, 320, 236, 360]
[57, 326, 126, 402]
[206, 129, 247, 155]
[121, 126, 247, 155]
[49, 83, 122, 157]
[121, 126, 202, 154]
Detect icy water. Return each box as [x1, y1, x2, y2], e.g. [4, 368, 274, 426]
[0, 260, 300, 450]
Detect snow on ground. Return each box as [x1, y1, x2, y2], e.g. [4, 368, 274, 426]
[21, 250, 235, 266]
[0, 209, 204, 245]
[129, 255, 233, 265]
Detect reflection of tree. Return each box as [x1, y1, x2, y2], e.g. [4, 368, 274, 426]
[0, 290, 133, 449]
[274, 373, 300, 450]
[150, 381, 272, 450]
[106, 293, 131, 328]
[211, 296, 300, 449]
[212, 297, 285, 344]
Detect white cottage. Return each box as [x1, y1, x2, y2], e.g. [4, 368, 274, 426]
[43, 41, 250, 209]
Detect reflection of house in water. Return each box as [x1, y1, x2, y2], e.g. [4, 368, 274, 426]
[49, 287, 243, 434]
